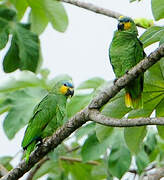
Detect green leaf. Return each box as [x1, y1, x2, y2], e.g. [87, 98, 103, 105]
[124, 127, 147, 154]
[134, 18, 154, 29]
[81, 133, 108, 162]
[67, 94, 93, 118]
[75, 122, 96, 140]
[95, 124, 113, 142]
[3, 87, 47, 139]
[0, 6, 16, 21]
[44, 0, 68, 32]
[144, 130, 157, 155]
[0, 20, 9, 49]
[136, 149, 149, 174]
[140, 26, 164, 48]
[151, 0, 164, 20]
[12, 23, 40, 72]
[0, 156, 13, 171]
[28, 0, 49, 34]
[108, 144, 131, 179]
[0, 71, 45, 92]
[102, 91, 131, 118]
[61, 161, 94, 180]
[33, 160, 60, 180]
[10, 0, 28, 20]
[3, 36, 19, 73]
[77, 77, 106, 90]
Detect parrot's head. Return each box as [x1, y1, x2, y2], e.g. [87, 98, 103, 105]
[117, 16, 138, 34]
[53, 80, 74, 97]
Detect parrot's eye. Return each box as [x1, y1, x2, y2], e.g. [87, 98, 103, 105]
[64, 83, 67, 86]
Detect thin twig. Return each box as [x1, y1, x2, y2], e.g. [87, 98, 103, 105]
[61, 0, 146, 28]
[59, 156, 99, 165]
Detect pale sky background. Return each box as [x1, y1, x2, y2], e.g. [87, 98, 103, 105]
[0, 0, 163, 179]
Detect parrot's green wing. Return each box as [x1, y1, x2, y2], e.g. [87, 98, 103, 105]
[42, 95, 67, 138]
[21, 93, 57, 149]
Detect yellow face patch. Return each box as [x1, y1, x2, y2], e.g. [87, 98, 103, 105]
[124, 22, 131, 30]
[60, 85, 68, 95]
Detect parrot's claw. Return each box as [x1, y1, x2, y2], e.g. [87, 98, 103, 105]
[113, 78, 118, 85]
[36, 138, 43, 147]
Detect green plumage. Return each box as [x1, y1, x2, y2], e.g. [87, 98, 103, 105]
[109, 17, 145, 109]
[21, 80, 74, 163]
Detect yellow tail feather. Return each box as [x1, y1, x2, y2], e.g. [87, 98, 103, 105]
[125, 93, 132, 108]
[125, 93, 143, 109]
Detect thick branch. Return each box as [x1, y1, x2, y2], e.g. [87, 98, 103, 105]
[89, 109, 164, 127]
[1, 45, 164, 180]
[61, 0, 146, 28]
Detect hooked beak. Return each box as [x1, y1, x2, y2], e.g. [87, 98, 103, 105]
[66, 88, 74, 97]
[118, 22, 124, 30]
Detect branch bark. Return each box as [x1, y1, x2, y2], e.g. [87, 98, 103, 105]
[89, 109, 164, 127]
[0, 165, 8, 178]
[61, 0, 147, 28]
[1, 45, 164, 180]
[141, 168, 164, 180]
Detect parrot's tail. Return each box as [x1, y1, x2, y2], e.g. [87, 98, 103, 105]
[125, 93, 143, 109]
[25, 141, 36, 163]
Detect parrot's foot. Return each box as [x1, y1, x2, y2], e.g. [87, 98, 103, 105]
[125, 70, 129, 74]
[113, 78, 118, 85]
[36, 138, 43, 147]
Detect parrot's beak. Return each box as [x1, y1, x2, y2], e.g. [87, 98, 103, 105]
[118, 22, 124, 30]
[66, 88, 74, 97]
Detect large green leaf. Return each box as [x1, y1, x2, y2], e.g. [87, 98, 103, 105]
[61, 161, 94, 180]
[0, 7, 16, 49]
[12, 23, 40, 72]
[33, 160, 60, 180]
[81, 133, 108, 162]
[95, 124, 113, 142]
[28, 0, 49, 34]
[43, 0, 68, 32]
[102, 91, 131, 118]
[77, 77, 106, 90]
[75, 122, 96, 140]
[124, 127, 147, 154]
[108, 143, 131, 179]
[135, 149, 149, 174]
[140, 26, 164, 48]
[0, 71, 45, 93]
[10, 0, 28, 20]
[3, 36, 19, 72]
[151, 0, 164, 20]
[128, 62, 164, 118]
[67, 94, 93, 118]
[3, 87, 47, 139]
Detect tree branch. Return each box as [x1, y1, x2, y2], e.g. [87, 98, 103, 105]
[141, 168, 164, 180]
[1, 45, 164, 180]
[62, 0, 122, 19]
[88, 109, 164, 127]
[59, 156, 99, 165]
[0, 165, 8, 178]
[61, 0, 146, 28]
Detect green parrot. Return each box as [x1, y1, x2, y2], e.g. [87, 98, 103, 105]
[21, 80, 74, 163]
[109, 16, 146, 109]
